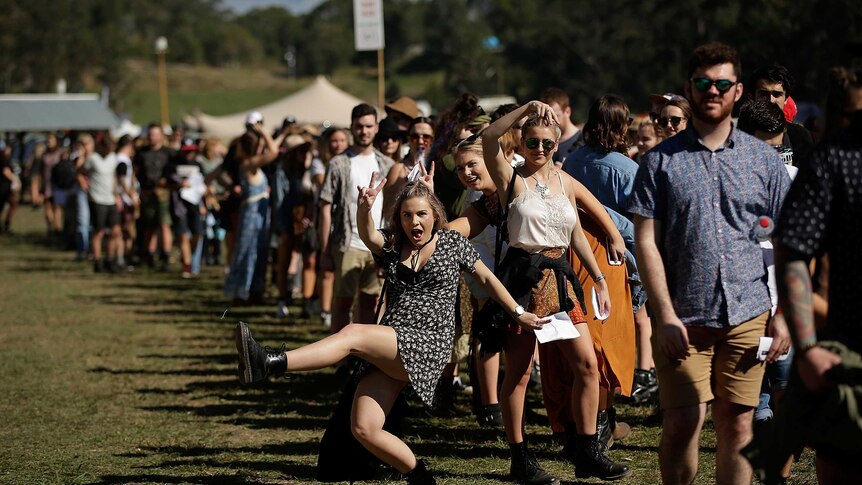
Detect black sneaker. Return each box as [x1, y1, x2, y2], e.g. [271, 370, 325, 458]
[630, 368, 658, 404]
[234, 322, 287, 384]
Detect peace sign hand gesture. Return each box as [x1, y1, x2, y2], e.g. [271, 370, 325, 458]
[357, 172, 387, 211]
[417, 160, 435, 192]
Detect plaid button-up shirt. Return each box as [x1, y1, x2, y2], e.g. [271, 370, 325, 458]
[626, 125, 791, 328]
[319, 148, 394, 254]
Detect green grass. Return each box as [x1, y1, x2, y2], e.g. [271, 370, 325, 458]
[0, 207, 817, 484]
[117, 61, 443, 126]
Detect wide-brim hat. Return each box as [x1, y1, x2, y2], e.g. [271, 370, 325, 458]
[376, 117, 407, 143]
[385, 96, 420, 119]
[284, 134, 311, 151]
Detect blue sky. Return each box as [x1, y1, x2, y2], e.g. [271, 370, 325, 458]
[221, 0, 324, 14]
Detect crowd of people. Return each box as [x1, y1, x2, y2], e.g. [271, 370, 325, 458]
[3, 41, 860, 485]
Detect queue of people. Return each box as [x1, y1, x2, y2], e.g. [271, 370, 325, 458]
[4, 40, 859, 485]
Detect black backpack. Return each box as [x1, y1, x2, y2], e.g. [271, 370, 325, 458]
[51, 158, 77, 189]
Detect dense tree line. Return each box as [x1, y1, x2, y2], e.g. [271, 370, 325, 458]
[1, 0, 859, 115]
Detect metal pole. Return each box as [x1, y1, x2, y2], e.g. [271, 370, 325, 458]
[377, 48, 385, 109]
[157, 51, 170, 129]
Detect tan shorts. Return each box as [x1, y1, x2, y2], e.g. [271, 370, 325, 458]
[654, 311, 768, 409]
[333, 248, 382, 298]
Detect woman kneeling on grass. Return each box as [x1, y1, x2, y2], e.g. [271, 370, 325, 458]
[234, 179, 548, 484]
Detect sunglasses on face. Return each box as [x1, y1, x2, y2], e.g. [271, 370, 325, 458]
[525, 138, 556, 150]
[690, 77, 737, 93]
[379, 135, 400, 143]
[410, 133, 433, 141]
[657, 116, 686, 128]
[757, 88, 786, 99]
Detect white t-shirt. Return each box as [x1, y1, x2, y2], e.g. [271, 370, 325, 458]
[349, 152, 383, 251]
[116, 153, 134, 205]
[84, 153, 119, 206]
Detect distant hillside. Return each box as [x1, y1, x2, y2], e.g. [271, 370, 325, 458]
[116, 60, 442, 126]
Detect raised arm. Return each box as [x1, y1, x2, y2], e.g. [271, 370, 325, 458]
[356, 173, 387, 255]
[481, 101, 557, 206]
[244, 125, 279, 170]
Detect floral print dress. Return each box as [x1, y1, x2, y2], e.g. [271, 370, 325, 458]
[377, 229, 479, 406]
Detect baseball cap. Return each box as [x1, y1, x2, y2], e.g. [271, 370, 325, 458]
[245, 111, 264, 126]
[649, 92, 686, 106]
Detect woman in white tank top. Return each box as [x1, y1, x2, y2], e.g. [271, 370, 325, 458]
[481, 101, 630, 483]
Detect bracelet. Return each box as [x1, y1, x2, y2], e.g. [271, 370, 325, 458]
[798, 341, 818, 354]
[593, 273, 606, 283]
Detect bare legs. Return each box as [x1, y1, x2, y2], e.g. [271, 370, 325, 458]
[501, 330, 536, 443]
[286, 323, 407, 381]
[659, 399, 755, 485]
[352, 369, 414, 473]
[558, 322, 600, 435]
[634, 306, 655, 370]
[660, 403, 706, 485]
[331, 293, 379, 334]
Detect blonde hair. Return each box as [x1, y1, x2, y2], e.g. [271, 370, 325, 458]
[521, 113, 562, 140]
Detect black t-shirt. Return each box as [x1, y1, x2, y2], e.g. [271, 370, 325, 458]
[134, 146, 174, 190]
[785, 122, 814, 168]
[774, 125, 862, 352]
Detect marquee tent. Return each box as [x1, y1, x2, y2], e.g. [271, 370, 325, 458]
[184, 76, 368, 138]
[0, 94, 120, 132]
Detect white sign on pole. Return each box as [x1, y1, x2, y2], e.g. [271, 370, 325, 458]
[353, 0, 385, 51]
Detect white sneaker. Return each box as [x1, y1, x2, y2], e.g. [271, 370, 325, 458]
[320, 311, 332, 327]
[276, 301, 289, 318]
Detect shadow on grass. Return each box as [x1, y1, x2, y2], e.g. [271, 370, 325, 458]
[88, 472, 261, 484]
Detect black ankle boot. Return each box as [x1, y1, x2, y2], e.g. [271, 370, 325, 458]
[596, 410, 613, 451]
[235, 322, 287, 384]
[572, 433, 631, 481]
[475, 403, 503, 427]
[509, 442, 558, 485]
[404, 459, 436, 485]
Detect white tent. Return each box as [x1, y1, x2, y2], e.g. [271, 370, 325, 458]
[184, 76, 368, 139]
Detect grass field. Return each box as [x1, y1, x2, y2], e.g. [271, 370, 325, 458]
[120, 61, 443, 126]
[0, 207, 817, 484]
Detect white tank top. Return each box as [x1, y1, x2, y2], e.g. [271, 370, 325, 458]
[507, 172, 578, 253]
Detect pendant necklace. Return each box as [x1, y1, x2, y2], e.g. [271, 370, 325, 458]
[409, 231, 436, 273]
[530, 164, 553, 199]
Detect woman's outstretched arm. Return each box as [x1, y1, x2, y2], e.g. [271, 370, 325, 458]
[471, 259, 549, 331]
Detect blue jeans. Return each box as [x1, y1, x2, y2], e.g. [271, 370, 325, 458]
[74, 185, 90, 257]
[755, 347, 794, 422]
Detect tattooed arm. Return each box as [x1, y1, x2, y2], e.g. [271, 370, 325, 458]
[775, 244, 842, 392]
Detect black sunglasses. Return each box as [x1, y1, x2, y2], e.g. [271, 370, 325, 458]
[756, 88, 786, 99]
[525, 138, 556, 150]
[657, 116, 686, 128]
[691, 77, 737, 93]
[409, 133, 433, 141]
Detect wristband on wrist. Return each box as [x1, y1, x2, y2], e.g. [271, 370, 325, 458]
[798, 340, 818, 354]
[593, 273, 606, 283]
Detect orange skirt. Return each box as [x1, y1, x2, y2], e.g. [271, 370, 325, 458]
[538, 211, 635, 433]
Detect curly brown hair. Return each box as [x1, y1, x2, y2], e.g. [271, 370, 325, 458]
[582, 95, 630, 154]
[384, 182, 449, 251]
